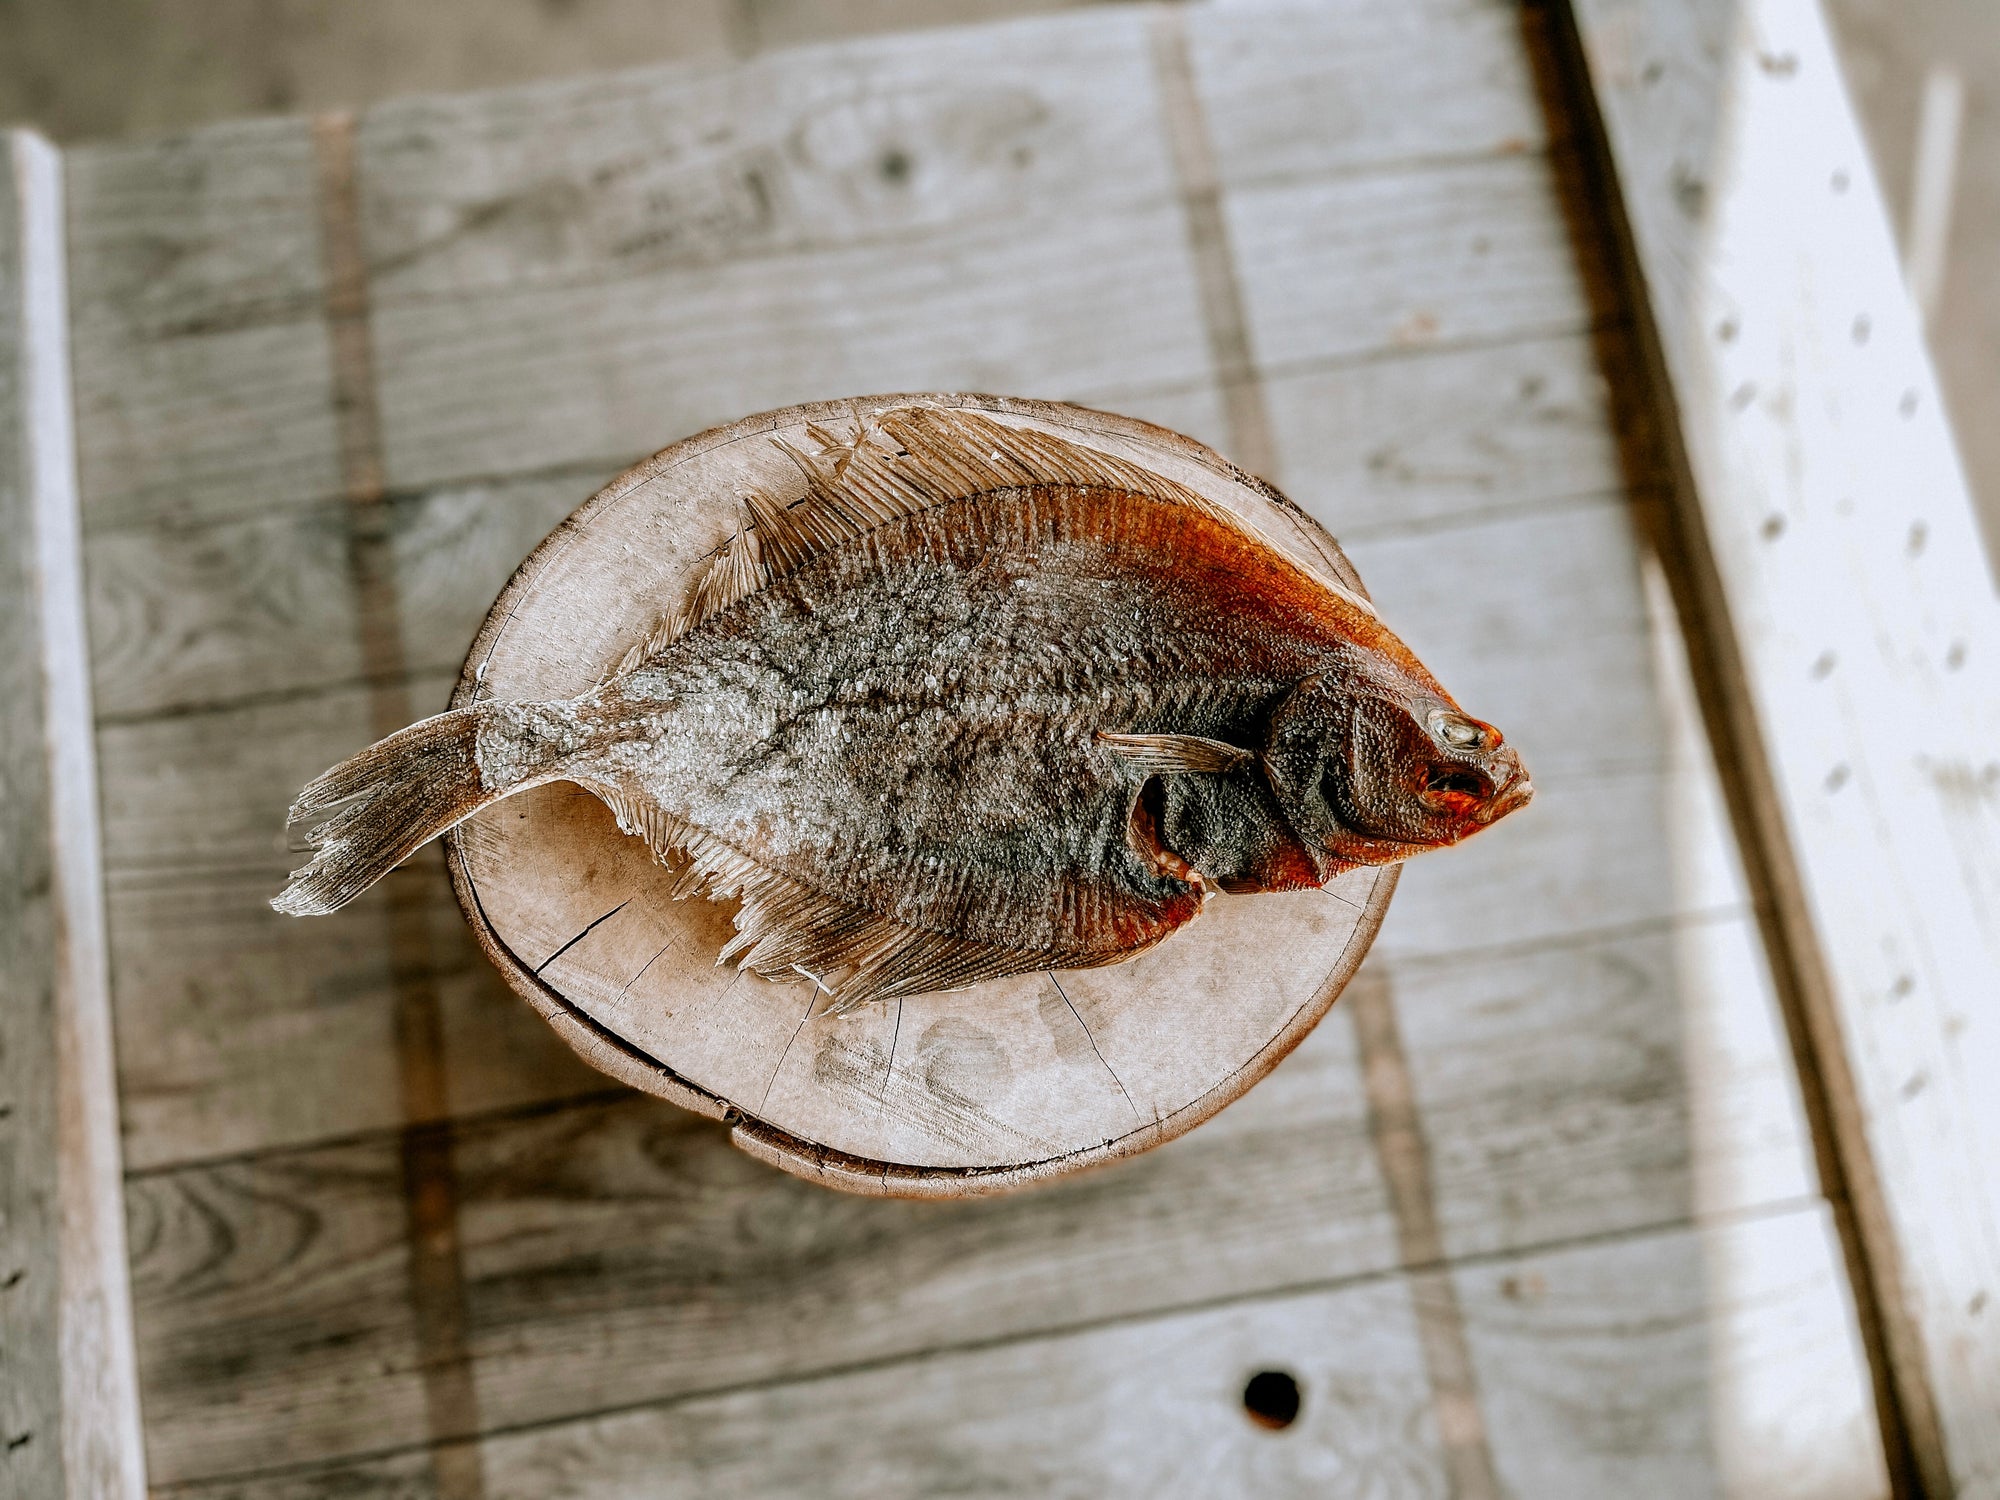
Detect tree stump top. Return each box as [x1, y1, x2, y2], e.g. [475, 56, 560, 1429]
[446, 394, 1397, 1196]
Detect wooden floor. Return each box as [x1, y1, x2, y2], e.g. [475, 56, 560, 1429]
[68, 1, 1893, 1493]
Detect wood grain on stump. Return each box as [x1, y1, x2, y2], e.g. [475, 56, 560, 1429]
[446, 394, 1396, 1196]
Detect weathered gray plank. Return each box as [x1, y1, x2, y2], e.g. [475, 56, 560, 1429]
[1229, 154, 1590, 375]
[1190, 0, 1554, 184]
[743, 0, 1119, 54]
[1462, 1205, 1887, 1500]
[107, 857, 608, 1175]
[126, 864, 1832, 1485]
[62, 0, 1572, 535]
[1562, 0, 2000, 1487]
[124, 1129, 437, 1483]
[64, 118, 341, 534]
[124, 1010, 1389, 1481]
[156, 1207, 1881, 1500]
[86, 466, 604, 724]
[364, 155, 1590, 499]
[87, 330, 1622, 724]
[0, 0, 744, 143]
[99, 673, 452, 873]
[1267, 331, 1622, 542]
[461, 1273, 1451, 1500]
[353, 12, 1174, 306]
[0, 129, 148, 1500]
[1401, 914, 1813, 1260]
[0, 122, 70, 1500]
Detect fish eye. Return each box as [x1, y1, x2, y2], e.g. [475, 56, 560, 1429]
[1431, 712, 1488, 751]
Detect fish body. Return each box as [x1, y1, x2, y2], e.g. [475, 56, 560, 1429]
[276, 406, 1531, 1011]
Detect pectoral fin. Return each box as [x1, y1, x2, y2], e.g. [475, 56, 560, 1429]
[1098, 731, 1253, 776]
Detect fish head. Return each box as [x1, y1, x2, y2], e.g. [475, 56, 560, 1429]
[1263, 670, 1533, 869]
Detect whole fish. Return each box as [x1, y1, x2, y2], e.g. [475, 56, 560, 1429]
[275, 405, 1531, 1011]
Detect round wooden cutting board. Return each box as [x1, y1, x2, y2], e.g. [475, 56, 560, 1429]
[444, 394, 1398, 1196]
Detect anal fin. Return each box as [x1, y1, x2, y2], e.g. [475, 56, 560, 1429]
[584, 781, 694, 868]
[578, 787, 1056, 1013]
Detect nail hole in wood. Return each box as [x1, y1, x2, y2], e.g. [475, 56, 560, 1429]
[1242, 1369, 1302, 1431]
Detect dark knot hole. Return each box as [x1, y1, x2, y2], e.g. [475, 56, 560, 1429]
[1242, 1369, 1302, 1431]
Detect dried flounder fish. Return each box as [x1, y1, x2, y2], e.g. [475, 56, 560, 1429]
[274, 406, 1531, 1011]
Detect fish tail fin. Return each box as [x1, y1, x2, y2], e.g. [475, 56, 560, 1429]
[272, 705, 501, 917]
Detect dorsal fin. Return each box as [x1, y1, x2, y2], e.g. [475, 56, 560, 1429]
[609, 406, 1266, 675]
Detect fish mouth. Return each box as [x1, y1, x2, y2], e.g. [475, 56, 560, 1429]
[1480, 771, 1535, 824]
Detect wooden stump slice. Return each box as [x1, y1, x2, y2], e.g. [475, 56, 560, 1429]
[446, 394, 1398, 1196]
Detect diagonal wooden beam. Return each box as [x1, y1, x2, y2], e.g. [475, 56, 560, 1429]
[0, 128, 147, 1500]
[1542, 1, 2000, 1492]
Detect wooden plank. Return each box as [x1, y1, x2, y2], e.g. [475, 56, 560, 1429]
[1230, 153, 1593, 376]
[85, 463, 609, 721]
[106, 857, 609, 1175]
[86, 329, 1624, 725]
[0, 0, 742, 143]
[60, 0, 1571, 537]
[124, 1128, 439, 1484]
[0, 120, 70, 1500]
[122, 857, 1832, 1482]
[1463, 1205, 1887, 1499]
[1399, 914, 1810, 1258]
[0, 129, 147, 1500]
[123, 1012, 1389, 1481]
[1267, 331, 1624, 542]
[417, 1274, 1453, 1499]
[1557, 0, 2000, 1488]
[155, 1208, 1880, 1499]
[1189, 0, 1555, 183]
[63, 118, 341, 534]
[742, 0, 1113, 53]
